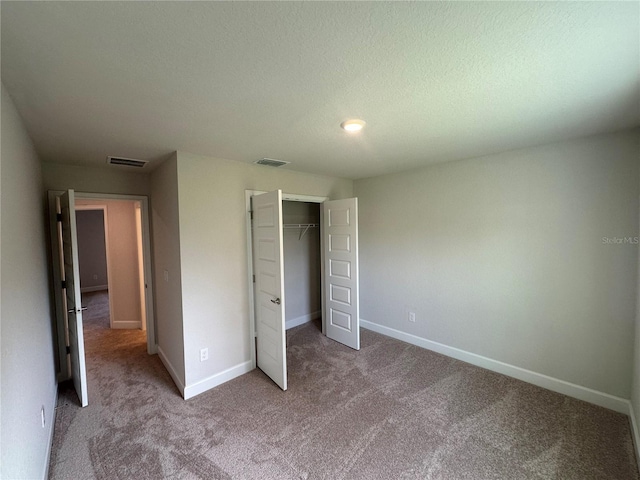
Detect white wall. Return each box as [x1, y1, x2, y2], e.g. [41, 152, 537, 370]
[354, 130, 639, 399]
[150, 153, 186, 390]
[176, 152, 352, 396]
[76, 199, 143, 328]
[283, 201, 321, 328]
[76, 209, 108, 290]
[1, 84, 57, 478]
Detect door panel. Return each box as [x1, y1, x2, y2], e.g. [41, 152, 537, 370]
[60, 190, 89, 407]
[323, 198, 360, 350]
[252, 190, 287, 390]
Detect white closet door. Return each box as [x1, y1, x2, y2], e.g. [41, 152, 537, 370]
[252, 190, 287, 390]
[60, 189, 89, 407]
[323, 198, 360, 350]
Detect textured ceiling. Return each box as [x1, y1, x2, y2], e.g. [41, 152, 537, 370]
[2, 2, 639, 179]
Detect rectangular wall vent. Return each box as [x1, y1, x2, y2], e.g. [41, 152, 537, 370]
[106, 156, 149, 168]
[254, 158, 290, 167]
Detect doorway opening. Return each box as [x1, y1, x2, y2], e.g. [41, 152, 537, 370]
[75, 200, 147, 332]
[48, 190, 156, 406]
[74, 206, 114, 355]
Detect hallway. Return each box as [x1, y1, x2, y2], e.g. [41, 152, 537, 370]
[80, 291, 147, 372]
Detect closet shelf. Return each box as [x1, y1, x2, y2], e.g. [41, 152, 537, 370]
[283, 223, 318, 240]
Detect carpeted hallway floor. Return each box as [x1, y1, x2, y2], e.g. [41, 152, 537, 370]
[48, 292, 639, 479]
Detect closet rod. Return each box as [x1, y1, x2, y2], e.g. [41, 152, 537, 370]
[283, 223, 318, 240]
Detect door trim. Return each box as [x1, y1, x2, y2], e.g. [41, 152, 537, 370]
[245, 190, 328, 371]
[48, 191, 157, 382]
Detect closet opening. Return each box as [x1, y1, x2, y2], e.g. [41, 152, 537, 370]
[282, 200, 321, 332]
[246, 189, 360, 391]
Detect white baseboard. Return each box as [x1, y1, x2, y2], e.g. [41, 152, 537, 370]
[157, 346, 185, 397]
[286, 310, 321, 330]
[80, 285, 108, 293]
[360, 319, 629, 414]
[184, 361, 253, 400]
[111, 321, 142, 329]
[629, 401, 640, 462]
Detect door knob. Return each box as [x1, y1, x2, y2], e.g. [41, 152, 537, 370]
[270, 297, 281, 305]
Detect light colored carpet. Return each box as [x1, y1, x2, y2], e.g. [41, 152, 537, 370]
[49, 292, 639, 479]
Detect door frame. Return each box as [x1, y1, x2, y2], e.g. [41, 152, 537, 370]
[48, 191, 157, 382]
[73, 204, 115, 329]
[245, 190, 328, 370]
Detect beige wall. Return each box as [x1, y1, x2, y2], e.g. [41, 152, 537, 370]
[176, 152, 353, 391]
[42, 162, 150, 196]
[150, 153, 185, 388]
[354, 130, 639, 399]
[76, 199, 143, 328]
[1, 84, 57, 478]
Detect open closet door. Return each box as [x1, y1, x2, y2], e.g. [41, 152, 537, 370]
[252, 190, 287, 390]
[60, 189, 89, 407]
[323, 198, 360, 350]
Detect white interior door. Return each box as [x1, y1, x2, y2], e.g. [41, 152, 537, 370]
[323, 198, 360, 350]
[252, 190, 287, 390]
[60, 190, 89, 407]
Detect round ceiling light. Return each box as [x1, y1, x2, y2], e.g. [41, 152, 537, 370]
[340, 119, 366, 132]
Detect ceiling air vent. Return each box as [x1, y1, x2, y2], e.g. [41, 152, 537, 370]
[254, 158, 290, 168]
[106, 156, 149, 168]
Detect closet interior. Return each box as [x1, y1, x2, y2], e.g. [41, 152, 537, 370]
[282, 201, 321, 330]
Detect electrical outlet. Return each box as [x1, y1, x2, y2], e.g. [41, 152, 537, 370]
[163, 270, 169, 282]
[41, 406, 46, 428]
[404, 305, 417, 323]
[200, 348, 208, 362]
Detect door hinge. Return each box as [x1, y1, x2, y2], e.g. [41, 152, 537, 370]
[253, 275, 255, 283]
[61, 280, 67, 289]
[250, 211, 253, 220]
[56, 213, 63, 222]
[66, 345, 71, 355]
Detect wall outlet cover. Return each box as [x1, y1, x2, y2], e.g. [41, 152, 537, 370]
[200, 348, 208, 361]
[404, 305, 417, 323]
